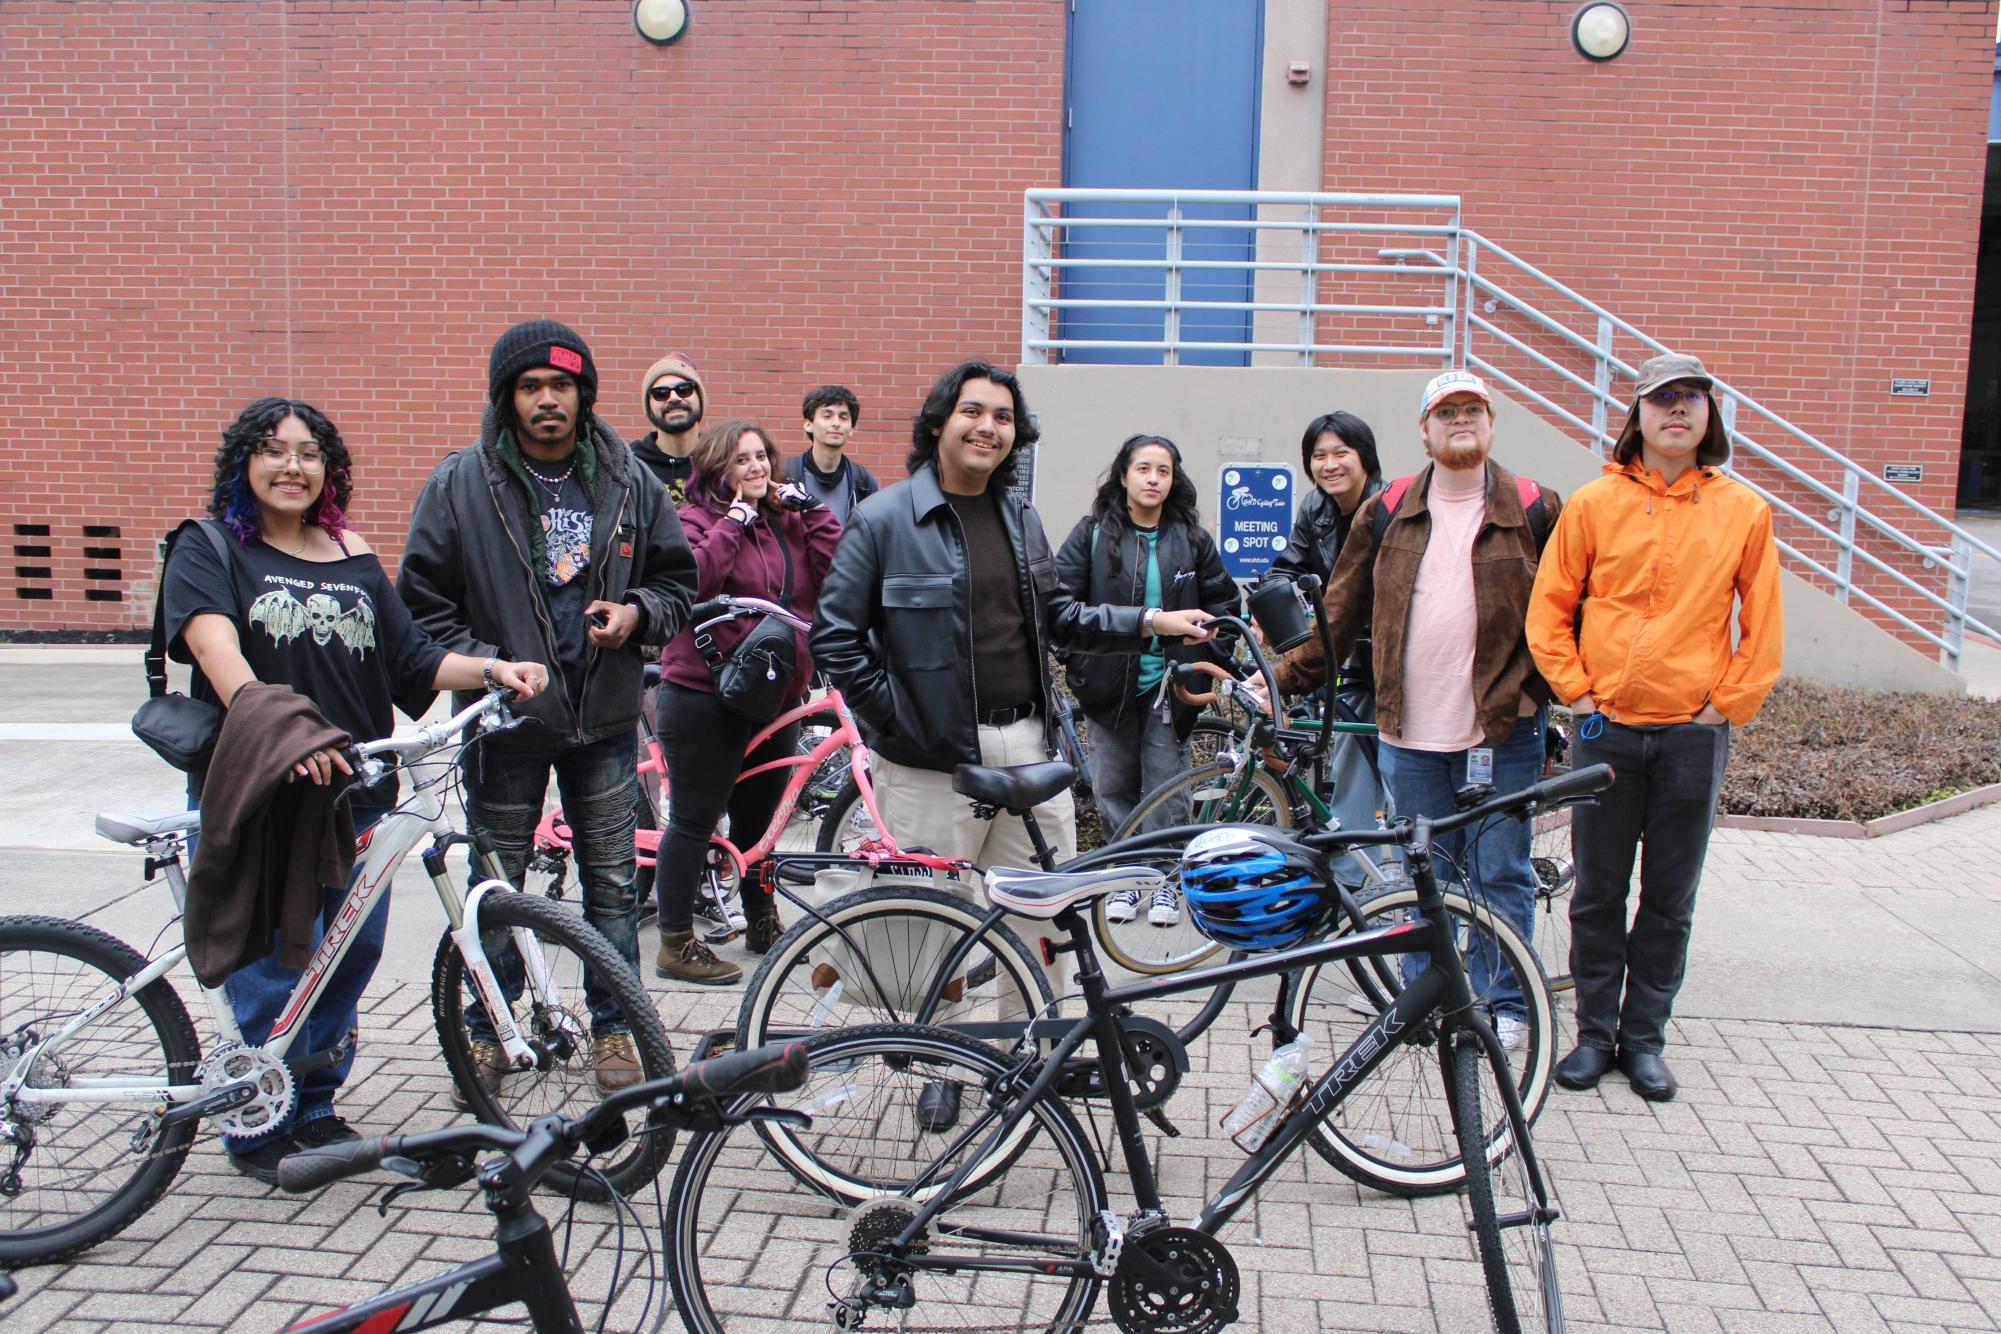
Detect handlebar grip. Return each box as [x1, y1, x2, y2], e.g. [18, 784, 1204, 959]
[1537, 762, 1614, 804]
[1172, 662, 1225, 691]
[276, 1136, 388, 1193]
[689, 596, 734, 625]
[678, 1042, 810, 1101]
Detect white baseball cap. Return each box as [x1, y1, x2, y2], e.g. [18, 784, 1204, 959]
[1419, 369, 1492, 417]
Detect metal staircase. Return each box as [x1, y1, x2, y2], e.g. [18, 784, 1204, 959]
[1022, 188, 1997, 670]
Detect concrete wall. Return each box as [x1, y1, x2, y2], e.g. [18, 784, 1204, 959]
[1018, 364, 1965, 698]
[1249, 0, 1329, 365]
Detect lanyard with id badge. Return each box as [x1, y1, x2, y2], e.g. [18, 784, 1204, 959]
[1467, 746, 1495, 788]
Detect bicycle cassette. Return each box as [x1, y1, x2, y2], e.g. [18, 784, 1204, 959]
[1108, 1225, 1239, 1334]
[847, 1196, 928, 1257]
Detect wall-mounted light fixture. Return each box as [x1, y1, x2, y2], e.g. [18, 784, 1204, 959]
[1571, 2, 1630, 61]
[634, 0, 690, 45]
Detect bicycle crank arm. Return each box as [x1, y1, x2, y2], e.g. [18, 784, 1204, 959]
[154, 1078, 260, 1131]
[1141, 1106, 1182, 1138]
[284, 1028, 356, 1079]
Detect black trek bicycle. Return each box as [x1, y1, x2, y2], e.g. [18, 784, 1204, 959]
[271, 1041, 810, 1334]
[662, 763, 1613, 1334]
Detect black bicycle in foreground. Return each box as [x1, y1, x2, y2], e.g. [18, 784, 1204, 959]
[271, 1042, 809, 1334]
[661, 763, 1613, 1334]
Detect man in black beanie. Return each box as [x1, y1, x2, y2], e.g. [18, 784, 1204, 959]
[400, 319, 696, 1100]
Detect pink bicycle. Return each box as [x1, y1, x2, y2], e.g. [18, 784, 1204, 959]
[529, 596, 968, 938]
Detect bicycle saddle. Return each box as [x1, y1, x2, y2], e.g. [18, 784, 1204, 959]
[985, 863, 1166, 920]
[95, 810, 202, 846]
[952, 761, 1076, 811]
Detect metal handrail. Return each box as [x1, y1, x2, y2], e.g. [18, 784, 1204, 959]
[1022, 187, 1996, 669]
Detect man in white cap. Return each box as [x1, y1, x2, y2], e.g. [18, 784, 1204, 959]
[1262, 369, 1562, 1049]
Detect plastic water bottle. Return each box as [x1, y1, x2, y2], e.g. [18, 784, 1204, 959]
[1220, 1035, 1313, 1152]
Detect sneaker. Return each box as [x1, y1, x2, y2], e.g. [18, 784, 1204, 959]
[695, 881, 743, 945]
[291, 1116, 361, 1150]
[656, 929, 743, 986]
[226, 1133, 297, 1186]
[592, 1033, 643, 1094]
[1497, 1015, 1529, 1052]
[1105, 888, 1141, 924]
[744, 898, 783, 955]
[1147, 885, 1181, 928]
[451, 1039, 510, 1111]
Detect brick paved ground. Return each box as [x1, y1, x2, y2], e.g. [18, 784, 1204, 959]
[10, 816, 2001, 1332]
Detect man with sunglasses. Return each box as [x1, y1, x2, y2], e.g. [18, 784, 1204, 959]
[632, 353, 707, 507]
[1528, 353, 1782, 1103]
[1258, 369, 1562, 1057]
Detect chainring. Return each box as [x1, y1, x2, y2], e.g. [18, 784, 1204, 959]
[1108, 1225, 1239, 1334]
[197, 1042, 297, 1139]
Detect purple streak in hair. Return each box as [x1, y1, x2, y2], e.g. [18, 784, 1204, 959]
[307, 466, 351, 537]
[221, 473, 262, 544]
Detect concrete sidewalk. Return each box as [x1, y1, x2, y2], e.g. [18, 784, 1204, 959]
[5, 651, 2001, 1329]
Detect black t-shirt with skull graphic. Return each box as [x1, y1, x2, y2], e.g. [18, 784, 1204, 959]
[164, 526, 448, 779]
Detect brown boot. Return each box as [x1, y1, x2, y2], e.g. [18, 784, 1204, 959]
[744, 897, 783, 955]
[656, 929, 742, 986]
[592, 1032, 643, 1094]
[451, 1039, 509, 1110]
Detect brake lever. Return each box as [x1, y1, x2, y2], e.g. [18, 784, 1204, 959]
[372, 1151, 477, 1215]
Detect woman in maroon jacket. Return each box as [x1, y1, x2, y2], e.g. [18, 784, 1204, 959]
[654, 418, 841, 982]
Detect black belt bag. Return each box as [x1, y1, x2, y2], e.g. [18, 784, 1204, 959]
[697, 524, 797, 725]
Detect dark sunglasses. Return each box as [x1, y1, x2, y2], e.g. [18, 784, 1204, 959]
[649, 381, 699, 403]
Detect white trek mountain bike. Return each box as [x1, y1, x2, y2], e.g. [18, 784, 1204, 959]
[0, 690, 674, 1270]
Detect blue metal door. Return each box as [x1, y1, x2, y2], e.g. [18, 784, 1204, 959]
[1061, 0, 1263, 366]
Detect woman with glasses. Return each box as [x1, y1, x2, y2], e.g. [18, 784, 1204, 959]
[163, 396, 546, 1184]
[1053, 434, 1238, 921]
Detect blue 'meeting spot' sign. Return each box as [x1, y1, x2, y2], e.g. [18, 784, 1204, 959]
[1217, 465, 1293, 579]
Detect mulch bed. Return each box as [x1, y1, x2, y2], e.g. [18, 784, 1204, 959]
[1717, 679, 2001, 822]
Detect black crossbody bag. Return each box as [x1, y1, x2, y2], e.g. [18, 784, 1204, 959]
[696, 523, 797, 724]
[130, 519, 233, 771]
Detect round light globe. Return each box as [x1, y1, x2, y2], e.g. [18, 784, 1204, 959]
[1571, 2, 1630, 61]
[634, 0, 689, 45]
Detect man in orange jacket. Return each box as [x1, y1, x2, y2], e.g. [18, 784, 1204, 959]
[1526, 352, 1782, 1102]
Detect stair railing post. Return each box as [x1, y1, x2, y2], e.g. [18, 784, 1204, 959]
[1835, 467, 1859, 604]
[1023, 194, 1051, 365]
[1591, 315, 1614, 455]
[1299, 202, 1317, 367]
[1948, 533, 1972, 671]
[1163, 200, 1183, 367]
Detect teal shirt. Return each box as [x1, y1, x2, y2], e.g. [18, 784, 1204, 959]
[1134, 526, 1165, 697]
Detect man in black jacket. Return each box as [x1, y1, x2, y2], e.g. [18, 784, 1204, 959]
[811, 364, 1212, 875]
[400, 320, 697, 1099]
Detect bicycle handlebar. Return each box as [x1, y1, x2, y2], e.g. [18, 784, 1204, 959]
[275, 1041, 810, 1194]
[1300, 762, 1615, 856]
[691, 594, 811, 637]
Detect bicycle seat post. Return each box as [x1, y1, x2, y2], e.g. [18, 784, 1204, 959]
[1016, 807, 1058, 871]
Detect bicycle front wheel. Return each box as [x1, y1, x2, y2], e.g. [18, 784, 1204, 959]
[0, 916, 200, 1269]
[1092, 758, 1292, 978]
[431, 891, 675, 1199]
[1450, 1027, 1563, 1333]
[1279, 882, 1555, 1197]
[665, 1023, 1108, 1334]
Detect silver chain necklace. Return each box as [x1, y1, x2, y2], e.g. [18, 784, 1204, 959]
[522, 454, 577, 502]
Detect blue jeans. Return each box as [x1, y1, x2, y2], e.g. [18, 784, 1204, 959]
[220, 800, 391, 1148]
[1376, 712, 1543, 1019]
[462, 730, 641, 1041]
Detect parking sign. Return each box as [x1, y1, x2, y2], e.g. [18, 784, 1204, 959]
[1216, 465, 1293, 579]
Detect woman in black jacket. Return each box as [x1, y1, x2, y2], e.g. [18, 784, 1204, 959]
[1054, 434, 1239, 924]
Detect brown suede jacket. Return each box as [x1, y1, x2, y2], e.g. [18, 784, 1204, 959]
[1275, 459, 1561, 745]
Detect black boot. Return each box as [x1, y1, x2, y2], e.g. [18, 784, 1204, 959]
[1554, 1045, 1615, 1090]
[1616, 1048, 1677, 1102]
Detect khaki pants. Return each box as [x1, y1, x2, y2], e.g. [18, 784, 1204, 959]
[870, 716, 1079, 1003]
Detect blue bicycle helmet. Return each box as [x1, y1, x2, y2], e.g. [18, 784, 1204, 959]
[1179, 826, 1336, 952]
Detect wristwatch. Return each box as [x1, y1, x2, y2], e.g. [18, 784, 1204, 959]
[1142, 607, 1160, 638]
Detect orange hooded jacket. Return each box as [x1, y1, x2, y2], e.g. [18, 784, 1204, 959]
[1526, 458, 1782, 727]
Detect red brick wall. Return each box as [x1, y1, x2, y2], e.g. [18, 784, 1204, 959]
[0, 0, 1065, 630]
[1315, 0, 1995, 649]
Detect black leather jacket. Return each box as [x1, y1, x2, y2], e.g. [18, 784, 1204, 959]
[809, 466, 1146, 772]
[398, 407, 697, 747]
[1269, 479, 1383, 586]
[1053, 511, 1240, 737]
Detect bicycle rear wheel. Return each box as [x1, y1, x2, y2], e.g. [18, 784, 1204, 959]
[1279, 882, 1554, 1197]
[665, 1023, 1108, 1333]
[1450, 1026, 1563, 1333]
[0, 917, 200, 1269]
[432, 891, 675, 1199]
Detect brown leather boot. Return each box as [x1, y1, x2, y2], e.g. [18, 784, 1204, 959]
[451, 1039, 509, 1109]
[744, 896, 783, 955]
[592, 1032, 643, 1093]
[655, 929, 742, 986]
